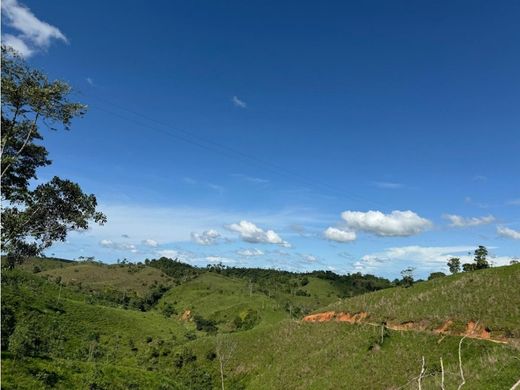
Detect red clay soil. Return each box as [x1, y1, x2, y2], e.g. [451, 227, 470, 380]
[303, 311, 506, 344]
[434, 320, 453, 334]
[465, 321, 491, 339]
[303, 311, 367, 323]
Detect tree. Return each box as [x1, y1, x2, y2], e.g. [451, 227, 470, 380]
[216, 335, 236, 390]
[473, 245, 489, 270]
[400, 267, 415, 288]
[447, 257, 461, 274]
[428, 272, 446, 280]
[462, 263, 476, 272]
[1, 46, 106, 268]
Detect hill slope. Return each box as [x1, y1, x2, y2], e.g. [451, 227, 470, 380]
[1, 260, 519, 389]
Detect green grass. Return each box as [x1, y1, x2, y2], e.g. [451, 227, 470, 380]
[326, 264, 520, 338]
[2, 262, 519, 389]
[40, 261, 173, 296]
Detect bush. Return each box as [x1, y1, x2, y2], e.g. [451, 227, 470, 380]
[194, 315, 218, 334]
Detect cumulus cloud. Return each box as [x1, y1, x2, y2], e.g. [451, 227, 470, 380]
[191, 229, 221, 245]
[227, 220, 290, 247]
[323, 227, 356, 242]
[497, 226, 520, 240]
[340, 210, 431, 237]
[1, 0, 67, 57]
[444, 214, 495, 227]
[237, 248, 264, 257]
[142, 239, 158, 247]
[232, 96, 247, 108]
[99, 240, 137, 253]
[356, 245, 513, 274]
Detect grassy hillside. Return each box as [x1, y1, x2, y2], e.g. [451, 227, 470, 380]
[1, 259, 519, 389]
[40, 261, 173, 296]
[325, 264, 520, 339]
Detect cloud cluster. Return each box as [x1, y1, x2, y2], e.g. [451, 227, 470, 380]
[237, 248, 264, 257]
[1, 0, 67, 57]
[100, 240, 137, 253]
[497, 226, 520, 240]
[227, 220, 290, 247]
[324, 210, 431, 242]
[444, 214, 495, 227]
[191, 229, 221, 245]
[142, 239, 158, 247]
[323, 227, 356, 242]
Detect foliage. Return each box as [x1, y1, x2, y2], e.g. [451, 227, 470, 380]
[0, 45, 105, 268]
[427, 272, 446, 280]
[447, 257, 461, 274]
[474, 245, 490, 270]
[399, 267, 415, 288]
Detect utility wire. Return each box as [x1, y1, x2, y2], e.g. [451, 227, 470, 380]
[81, 91, 385, 208]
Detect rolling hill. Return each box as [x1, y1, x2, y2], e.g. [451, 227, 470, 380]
[1, 258, 519, 389]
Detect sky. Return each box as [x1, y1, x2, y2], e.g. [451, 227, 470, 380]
[2, 0, 519, 278]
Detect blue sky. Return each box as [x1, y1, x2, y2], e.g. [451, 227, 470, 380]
[2, 0, 519, 278]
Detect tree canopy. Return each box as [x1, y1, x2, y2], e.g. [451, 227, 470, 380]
[1, 46, 106, 268]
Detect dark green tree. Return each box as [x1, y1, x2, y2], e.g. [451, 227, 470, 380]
[1, 46, 106, 268]
[399, 267, 415, 288]
[447, 257, 461, 274]
[473, 245, 490, 270]
[462, 263, 476, 272]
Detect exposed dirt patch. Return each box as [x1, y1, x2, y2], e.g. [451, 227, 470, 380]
[303, 311, 368, 323]
[303, 312, 507, 344]
[465, 321, 491, 339]
[303, 311, 336, 322]
[181, 309, 192, 321]
[434, 320, 453, 334]
[336, 311, 368, 323]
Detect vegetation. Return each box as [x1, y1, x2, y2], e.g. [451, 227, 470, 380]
[1, 257, 519, 389]
[0, 46, 105, 269]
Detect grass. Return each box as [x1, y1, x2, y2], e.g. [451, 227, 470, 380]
[326, 264, 520, 338]
[40, 261, 173, 296]
[2, 261, 519, 389]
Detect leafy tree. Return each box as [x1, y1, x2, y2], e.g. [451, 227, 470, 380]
[1, 46, 106, 268]
[427, 272, 446, 280]
[399, 267, 415, 288]
[447, 257, 461, 274]
[474, 245, 490, 269]
[462, 263, 476, 272]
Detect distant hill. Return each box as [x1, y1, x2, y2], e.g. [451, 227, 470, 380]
[1, 258, 519, 389]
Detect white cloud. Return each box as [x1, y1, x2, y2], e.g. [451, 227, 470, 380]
[142, 239, 158, 247]
[356, 245, 512, 274]
[232, 96, 247, 108]
[227, 220, 290, 247]
[444, 214, 495, 227]
[497, 226, 520, 240]
[371, 181, 403, 189]
[156, 249, 181, 259]
[231, 173, 269, 184]
[507, 198, 520, 206]
[99, 240, 138, 253]
[1, 0, 67, 57]
[340, 210, 432, 237]
[191, 229, 221, 245]
[237, 248, 264, 257]
[301, 254, 317, 263]
[205, 256, 237, 264]
[2, 33, 33, 56]
[323, 227, 356, 242]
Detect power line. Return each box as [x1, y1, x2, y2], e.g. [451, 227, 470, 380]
[81, 91, 385, 208]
